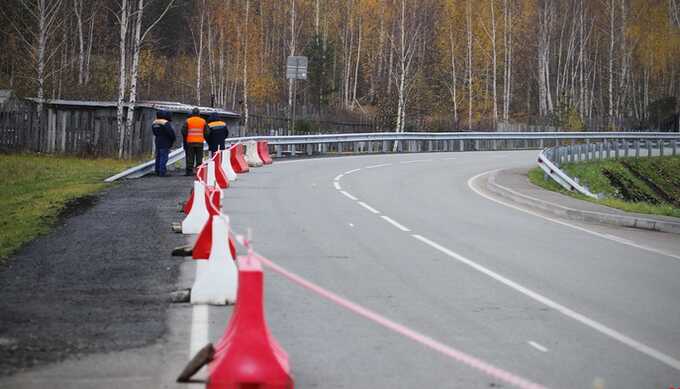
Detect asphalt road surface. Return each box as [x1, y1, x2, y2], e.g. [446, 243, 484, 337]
[3, 150, 680, 389]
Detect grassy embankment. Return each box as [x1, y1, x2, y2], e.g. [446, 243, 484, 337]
[528, 156, 680, 219]
[0, 154, 135, 261]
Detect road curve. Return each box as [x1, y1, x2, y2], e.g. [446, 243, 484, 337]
[219, 150, 680, 389]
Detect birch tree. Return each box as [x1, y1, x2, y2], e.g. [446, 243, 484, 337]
[392, 0, 420, 138]
[0, 0, 64, 114]
[116, 0, 130, 158]
[123, 0, 174, 157]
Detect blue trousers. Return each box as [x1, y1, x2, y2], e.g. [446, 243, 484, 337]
[155, 148, 169, 176]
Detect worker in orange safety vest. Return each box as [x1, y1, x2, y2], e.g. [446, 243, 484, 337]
[181, 107, 210, 176]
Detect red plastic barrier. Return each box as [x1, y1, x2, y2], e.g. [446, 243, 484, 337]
[257, 141, 273, 165]
[183, 189, 194, 215]
[195, 161, 229, 189]
[213, 154, 230, 189]
[192, 214, 237, 260]
[208, 255, 293, 389]
[230, 144, 250, 173]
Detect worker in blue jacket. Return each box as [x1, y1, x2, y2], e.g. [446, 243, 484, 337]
[152, 110, 176, 177]
[206, 113, 229, 156]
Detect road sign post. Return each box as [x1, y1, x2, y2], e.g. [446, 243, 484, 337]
[286, 56, 308, 133]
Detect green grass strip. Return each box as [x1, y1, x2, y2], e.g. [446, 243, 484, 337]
[0, 154, 137, 261]
[528, 156, 680, 219]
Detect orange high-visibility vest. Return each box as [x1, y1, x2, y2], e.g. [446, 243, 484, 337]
[185, 116, 206, 143]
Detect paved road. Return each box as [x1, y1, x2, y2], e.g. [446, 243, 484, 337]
[3, 150, 680, 388]
[222, 151, 680, 389]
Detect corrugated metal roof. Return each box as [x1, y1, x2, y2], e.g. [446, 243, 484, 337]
[24, 98, 241, 118]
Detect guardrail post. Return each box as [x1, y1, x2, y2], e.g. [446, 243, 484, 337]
[539, 139, 544, 149]
[673, 139, 677, 156]
[306, 144, 313, 156]
[276, 145, 282, 158]
[659, 139, 664, 157]
[492, 139, 498, 151]
[290, 144, 297, 157]
[624, 139, 629, 157]
[474, 140, 480, 151]
[604, 139, 610, 159]
[614, 139, 620, 159]
[646, 139, 652, 157]
[635, 140, 640, 157]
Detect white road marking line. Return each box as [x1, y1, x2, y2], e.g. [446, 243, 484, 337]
[442, 157, 458, 160]
[340, 190, 358, 201]
[467, 170, 680, 261]
[528, 341, 549, 352]
[358, 201, 380, 214]
[345, 168, 362, 174]
[603, 233, 635, 245]
[334, 181, 342, 190]
[411, 233, 680, 371]
[334, 173, 344, 181]
[365, 163, 392, 169]
[381, 215, 411, 231]
[189, 304, 209, 357]
[400, 159, 432, 164]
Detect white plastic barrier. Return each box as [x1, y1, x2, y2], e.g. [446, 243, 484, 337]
[244, 140, 264, 167]
[221, 148, 238, 181]
[190, 215, 238, 305]
[181, 181, 209, 234]
[206, 160, 217, 187]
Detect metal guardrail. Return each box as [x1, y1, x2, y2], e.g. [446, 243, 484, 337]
[105, 132, 680, 182]
[537, 149, 598, 198]
[537, 138, 679, 198]
[104, 147, 186, 182]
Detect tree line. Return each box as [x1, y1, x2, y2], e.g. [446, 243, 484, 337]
[1, 0, 679, 137]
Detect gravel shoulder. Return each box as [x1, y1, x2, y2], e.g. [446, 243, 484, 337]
[0, 174, 191, 376]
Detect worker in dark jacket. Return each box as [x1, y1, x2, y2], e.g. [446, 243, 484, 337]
[181, 107, 209, 176]
[152, 110, 176, 177]
[206, 113, 229, 156]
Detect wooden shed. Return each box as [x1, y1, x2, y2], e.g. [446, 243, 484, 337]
[10, 98, 241, 157]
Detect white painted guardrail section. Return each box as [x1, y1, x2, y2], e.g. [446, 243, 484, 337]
[537, 149, 597, 199]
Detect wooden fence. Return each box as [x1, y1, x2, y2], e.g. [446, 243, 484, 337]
[0, 109, 152, 157]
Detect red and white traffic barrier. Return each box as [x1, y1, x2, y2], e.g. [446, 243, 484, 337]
[207, 254, 293, 388]
[181, 180, 211, 234]
[197, 159, 229, 190]
[257, 141, 273, 165]
[244, 140, 264, 167]
[230, 144, 249, 173]
[190, 214, 239, 305]
[218, 148, 238, 182]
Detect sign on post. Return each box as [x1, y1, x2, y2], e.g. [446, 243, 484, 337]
[286, 56, 308, 80]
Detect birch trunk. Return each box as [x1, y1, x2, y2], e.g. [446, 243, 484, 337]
[124, 0, 144, 158]
[195, 0, 206, 105]
[74, 0, 85, 85]
[467, 0, 472, 129]
[608, 0, 614, 127]
[449, 31, 458, 125]
[490, 0, 498, 129]
[243, 0, 250, 130]
[116, 0, 129, 159]
[352, 20, 362, 109]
